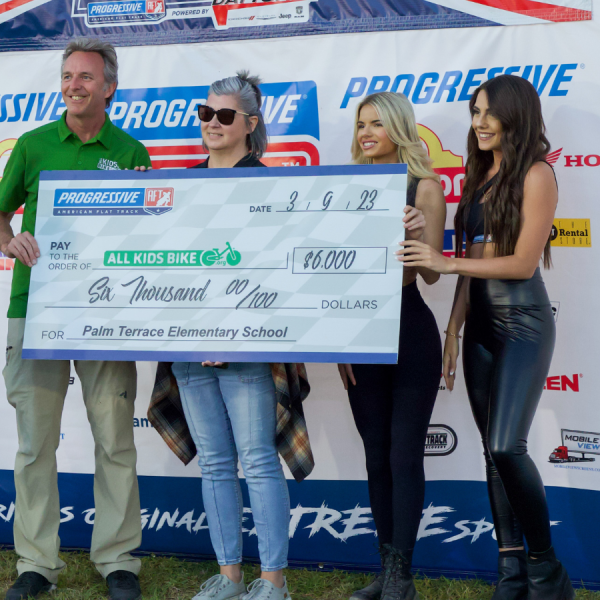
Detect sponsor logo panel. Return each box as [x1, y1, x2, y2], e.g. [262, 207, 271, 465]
[107, 81, 319, 141]
[564, 153, 600, 167]
[340, 64, 579, 108]
[0, 252, 14, 271]
[72, 0, 211, 27]
[53, 187, 174, 216]
[0, 80, 320, 173]
[211, 0, 314, 30]
[543, 373, 581, 392]
[549, 429, 600, 471]
[104, 242, 241, 267]
[425, 424, 458, 457]
[550, 219, 591, 247]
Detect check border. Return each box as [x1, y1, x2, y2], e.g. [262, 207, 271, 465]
[30, 164, 406, 363]
[22, 349, 399, 363]
[39, 163, 408, 181]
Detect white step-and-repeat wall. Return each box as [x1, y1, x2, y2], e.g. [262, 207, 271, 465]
[0, 11, 599, 585]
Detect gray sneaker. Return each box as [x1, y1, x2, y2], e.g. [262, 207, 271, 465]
[242, 578, 291, 600]
[192, 574, 247, 600]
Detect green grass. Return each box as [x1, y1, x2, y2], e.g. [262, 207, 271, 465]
[0, 550, 598, 599]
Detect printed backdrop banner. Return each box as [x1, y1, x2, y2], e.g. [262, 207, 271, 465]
[0, 0, 593, 52]
[1, 9, 600, 587]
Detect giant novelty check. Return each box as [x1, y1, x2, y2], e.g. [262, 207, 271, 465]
[23, 165, 407, 363]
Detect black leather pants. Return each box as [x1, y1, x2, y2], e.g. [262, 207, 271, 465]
[463, 268, 555, 552]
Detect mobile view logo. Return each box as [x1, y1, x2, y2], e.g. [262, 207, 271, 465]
[53, 188, 174, 216]
[549, 429, 599, 464]
[144, 187, 174, 215]
[425, 425, 458, 457]
[544, 373, 581, 392]
[550, 219, 591, 247]
[211, 0, 315, 30]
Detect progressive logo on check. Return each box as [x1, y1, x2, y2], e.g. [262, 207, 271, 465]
[53, 187, 174, 216]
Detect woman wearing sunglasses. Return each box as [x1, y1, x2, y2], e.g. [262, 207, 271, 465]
[193, 87, 267, 168]
[150, 72, 311, 600]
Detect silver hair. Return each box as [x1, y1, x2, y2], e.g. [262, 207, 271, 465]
[61, 38, 119, 108]
[208, 70, 268, 159]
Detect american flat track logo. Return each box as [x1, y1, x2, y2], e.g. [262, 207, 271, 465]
[73, 0, 211, 27]
[144, 187, 174, 214]
[53, 188, 174, 216]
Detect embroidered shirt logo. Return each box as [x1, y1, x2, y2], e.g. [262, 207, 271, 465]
[97, 158, 121, 171]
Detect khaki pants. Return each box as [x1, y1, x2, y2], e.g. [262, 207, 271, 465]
[3, 318, 141, 583]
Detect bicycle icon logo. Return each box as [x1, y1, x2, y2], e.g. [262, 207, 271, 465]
[202, 242, 242, 267]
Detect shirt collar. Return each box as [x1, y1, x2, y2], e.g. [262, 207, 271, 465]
[198, 154, 259, 169]
[57, 111, 113, 148]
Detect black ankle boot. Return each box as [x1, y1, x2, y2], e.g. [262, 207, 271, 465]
[491, 550, 528, 600]
[350, 544, 392, 600]
[381, 547, 419, 600]
[528, 548, 575, 600]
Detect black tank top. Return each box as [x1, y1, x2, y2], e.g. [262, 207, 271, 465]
[407, 177, 420, 208]
[464, 175, 496, 244]
[464, 162, 557, 244]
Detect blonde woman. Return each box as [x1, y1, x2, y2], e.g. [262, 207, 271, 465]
[338, 92, 446, 600]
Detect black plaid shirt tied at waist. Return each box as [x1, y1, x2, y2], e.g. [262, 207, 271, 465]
[148, 362, 315, 483]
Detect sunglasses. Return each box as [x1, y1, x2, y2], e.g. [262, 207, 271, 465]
[197, 104, 250, 126]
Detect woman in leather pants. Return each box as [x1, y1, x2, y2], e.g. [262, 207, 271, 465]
[396, 74, 574, 600]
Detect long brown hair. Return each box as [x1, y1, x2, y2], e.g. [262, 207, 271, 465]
[454, 75, 553, 268]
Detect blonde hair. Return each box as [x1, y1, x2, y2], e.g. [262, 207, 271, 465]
[351, 92, 438, 183]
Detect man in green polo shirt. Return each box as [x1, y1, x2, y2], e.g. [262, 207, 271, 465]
[0, 38, 151, 600]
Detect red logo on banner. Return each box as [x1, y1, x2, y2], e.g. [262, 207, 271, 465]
[145, 188, 174, 207]
[546, 148, 563, 165]
[544, 374, 581, 392]
[418, 125, 465, 204]
[146, 0, 165, 13]
[564, 153, 600, 167]
[144, 188, 174, 215]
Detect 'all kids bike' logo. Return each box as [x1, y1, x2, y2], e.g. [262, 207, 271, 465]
[53, 187, 174, 216]
[103, 242, 242, 267]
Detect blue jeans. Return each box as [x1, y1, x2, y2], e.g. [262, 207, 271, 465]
[171, 362, 290, 571]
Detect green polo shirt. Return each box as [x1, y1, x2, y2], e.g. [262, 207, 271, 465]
[0, 111, 152, 318]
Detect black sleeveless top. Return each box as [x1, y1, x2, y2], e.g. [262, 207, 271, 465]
[464, 175, 496, 244]
[192, 154, 265, 169]
[407, 177, 420, 208]
[464, 162, 557, 244]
